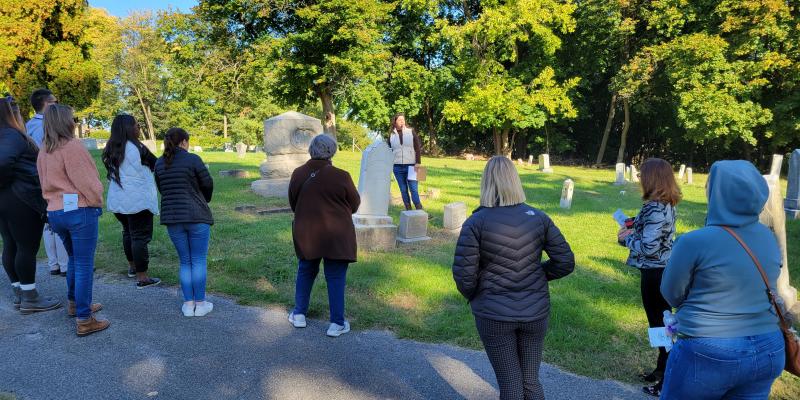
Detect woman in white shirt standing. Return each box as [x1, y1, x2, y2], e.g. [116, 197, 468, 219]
[101, 115, 161, 288]
[387, 113, 424, 210]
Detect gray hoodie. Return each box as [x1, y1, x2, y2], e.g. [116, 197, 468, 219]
[661, 160, 782, 338]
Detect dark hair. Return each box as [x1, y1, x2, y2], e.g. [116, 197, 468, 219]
[388, 112, 406, 136]
[0, 96, 38, 151]
[640, 158, 682, 206]
[102, 114, 141, 186]
[163, 127, 190, 166]
[30, 88, 54, 113]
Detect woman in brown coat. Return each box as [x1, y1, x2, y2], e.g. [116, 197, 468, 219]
[288, 134, 360, 337]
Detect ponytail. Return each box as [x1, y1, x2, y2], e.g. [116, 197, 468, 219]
[163, 127, 189, 167]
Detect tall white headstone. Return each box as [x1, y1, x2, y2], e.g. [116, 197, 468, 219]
[630, 165, 639, 183]
[560, 179, 574, 209]
[678, 164, 686, 179]
[614, 163, 626, 185]
[352, 140, 397, 251]
[686, 167, 693, 185]
[528, 155, 534, 166]
[769, 154, 784, 177]
[236, 142, 247, 158]
[785, 149, 800, 220]
[538, 154, 553, 173]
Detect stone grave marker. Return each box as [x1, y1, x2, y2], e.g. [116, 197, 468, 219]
[560, 179, 574, 209]
[538, 154, 553, 173]
[770, 154, 784, 177]
[678, 164, 686, 179]
[686, 167, 693, 185]
[630, 165, 639, 183]
[528, 155, 534, 166]
[192, 146, 203, 152]
[352, 140, 397, 251]
[443, 202, 467, 234]
[81, 138, 98, 150]
[251, 111, 323, 198]
[223, 143, 233, 152]
[614, 163, 626, 185]
[397, 210, 431, 244]
[236, 142, 247, 158]
[785, 149, 800, 219]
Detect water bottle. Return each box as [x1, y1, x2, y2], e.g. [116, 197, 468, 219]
[663, 310, 678, 337]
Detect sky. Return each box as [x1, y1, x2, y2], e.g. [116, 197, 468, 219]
[89, 0, 198, 17]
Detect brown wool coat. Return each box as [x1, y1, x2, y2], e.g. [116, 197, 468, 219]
[289, 159, 361, 263]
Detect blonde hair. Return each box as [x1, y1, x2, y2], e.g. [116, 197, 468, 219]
[480, 156, 527, 207]
[43, 104, 75, 153]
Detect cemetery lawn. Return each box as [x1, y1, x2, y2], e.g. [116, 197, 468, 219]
[88, 150, 800, 399]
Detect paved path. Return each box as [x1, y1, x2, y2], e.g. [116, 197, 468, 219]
[0, 266, 648, 400]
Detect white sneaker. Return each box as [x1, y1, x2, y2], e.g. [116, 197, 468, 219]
[194, 301, 214, 317]
[181, 303, 195, 317]
[288, 312, 307, 328]
[326, 321, 350, 337]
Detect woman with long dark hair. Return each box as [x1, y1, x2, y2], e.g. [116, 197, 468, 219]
[102, 115, 160, 288]
[387, 113, 424, 210]
[617, 158, 681, 397]
[38, 104, 106, 336]
[0, 96, 61, 314]
[154, 128, 214, 317]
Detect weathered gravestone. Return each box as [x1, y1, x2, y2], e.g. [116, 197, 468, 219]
[678, 164, 686, 179]
[785, 149, 800, 220]
[685, 167, 693, 185]
[528, 155, 534, 166]
[444, 202, 467, 235]
[560, 179, 574, 209]
[769, 154, 784, 177]
[352, 140, 397, 251]
[614, 163, 626, 185]
[397, 210, 431, 244]
[251, 112, 323, 198]
[538, 154, 553, 173]
[630, 165, 639, 183]
[236, 142, 247, 158]
[761, 174, 800, 320]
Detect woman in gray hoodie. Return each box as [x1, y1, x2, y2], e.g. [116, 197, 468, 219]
[660, 160, 785, 399]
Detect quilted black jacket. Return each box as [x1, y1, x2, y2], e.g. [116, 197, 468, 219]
[452, 203, 575, 322]
[0, 127, 47, 216]
[154, 148, 214, 225]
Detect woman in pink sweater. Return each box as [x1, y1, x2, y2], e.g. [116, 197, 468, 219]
[37, 104, 107, 337]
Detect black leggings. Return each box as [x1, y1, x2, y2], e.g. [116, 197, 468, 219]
[114, 211, 154, 273]
[475, 316, 548, 400]
[0, 188, 44, 285]
[641, 267, 671, 378]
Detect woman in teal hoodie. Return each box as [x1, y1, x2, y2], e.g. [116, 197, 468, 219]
[660, 160, 785, 399]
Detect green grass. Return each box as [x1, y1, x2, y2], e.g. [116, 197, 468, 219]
[0, 393, 16, 400]
[80, 150, 797, 398]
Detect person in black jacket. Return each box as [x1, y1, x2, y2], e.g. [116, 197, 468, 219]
[452, 156, 574, 400]
[154, 128, 214, 318]
[0, 96, 61, 313]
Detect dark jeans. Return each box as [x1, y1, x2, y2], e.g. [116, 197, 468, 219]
[48, 207, 101, 319]
[0, 188, 43, 285]
[641, 268, 671, 378]
[393, 164, 422, 208]
[292, 258, 349, 325]
[114, 211, 153, 273]
[166, 223, 210, 302]
[661, 330, 785, 399]
[475, 316, 548, 400]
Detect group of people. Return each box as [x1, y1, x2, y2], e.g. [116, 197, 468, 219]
[0, 90, 215, 336]
[1, 88, 790, 399]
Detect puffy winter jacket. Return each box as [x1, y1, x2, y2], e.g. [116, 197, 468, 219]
[0, 126, 47, 216]
[154, 148, 213, 225]
[452, 203, 575, 322]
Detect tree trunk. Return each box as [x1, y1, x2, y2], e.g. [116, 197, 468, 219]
[595, 93, 617, 165]
[616, 98, 630, 164]
[425, 99, 438, 155]
[144, 104, 155, 141]
[133, 87, 155, 140]
[492, 125, 512, 156]
[319, 88, 337, 140]
[493, 127, 501, 155]
[223, 115, 228, 139]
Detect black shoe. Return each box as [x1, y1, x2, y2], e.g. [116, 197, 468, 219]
[50, 270, 61, 276]
[638, 371, 658, 383]
[642, 383, 662, 397]
[136, 278, 161, 289]
[60, 271, 66, 277]
[127, 268, 135, 278]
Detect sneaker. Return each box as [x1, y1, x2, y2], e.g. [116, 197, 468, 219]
[326, 321, 350, 337]
[194, 301, 214, 317]
[50, 269, 61, 276]
[181, 303, 195, 317]
[288, 312, 307, 328]
[127, 267, 136, 278]
[136, 278, 161, 289]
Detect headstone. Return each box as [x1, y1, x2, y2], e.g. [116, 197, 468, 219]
[760, 175, 800, 320]
[769, 154, 783, 177]
[141, 139, 157, 153]
[223, 143, 233, 152]
[236, 142, 247, 158]
[397, 210, 431, 244]
[81, 138, 98, 150]
[251, 111, 323, 198]
[192, 146, 203, 152]
[685, 167, 693, 185]
[352, 140, 397, 251]
[219, 169, 249, 178]
[614, 163, 626, 185]
[538, 154, 553, 173]
[786, 149, 800, 220]
[678, 164, 686, 179]
[426, 187, 441, 199]
[248, 145, 256, 152]
[560, 179, 574, 209]
[443, 202, 467, 234]
[625, 165, 632, 182]
[528, 155, 534, 166]
[517, 158, 524, 166]
[464, 153, 475, 161]
[630, 165, 639, 183]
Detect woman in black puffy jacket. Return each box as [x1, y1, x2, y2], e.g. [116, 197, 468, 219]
[452, 156, 574, 400]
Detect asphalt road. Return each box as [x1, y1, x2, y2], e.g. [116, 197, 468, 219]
[0, 265, 649, 400]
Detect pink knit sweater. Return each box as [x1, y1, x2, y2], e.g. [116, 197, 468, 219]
[37, 138, 104, 211]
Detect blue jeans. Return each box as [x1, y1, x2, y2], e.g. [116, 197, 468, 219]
[166, 223, 211, 302]
[292, 258, 349, 325]
[661, 330, 785, 399]
[393, 164, 421, 208]
[48, 207, 101, 320]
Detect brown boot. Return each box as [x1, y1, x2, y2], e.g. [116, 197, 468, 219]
[67, 301, 103, 317]
[76, 316, 110, 336]
[19, 288, 62, 314]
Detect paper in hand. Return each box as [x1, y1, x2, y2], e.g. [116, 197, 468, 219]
[408, 165, 418, 181]
[648, 327, 673, 351]
[613, 209, 628, 227]
[63, 193, 79, 212]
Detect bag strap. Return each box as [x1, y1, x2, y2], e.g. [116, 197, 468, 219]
[721, 226, 789, 328]
[296, 164, 330, 206]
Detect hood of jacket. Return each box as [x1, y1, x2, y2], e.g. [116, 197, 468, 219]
[706, 160, 768, 227]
